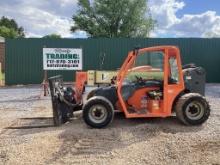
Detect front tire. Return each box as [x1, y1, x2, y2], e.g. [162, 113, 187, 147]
[83, 96, 114, 128]
[175, 93, 210, 125]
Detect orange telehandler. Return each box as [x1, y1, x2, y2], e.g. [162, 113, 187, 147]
[49, 46, 210, 128]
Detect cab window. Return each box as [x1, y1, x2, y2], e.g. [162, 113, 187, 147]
[168, 57, 179, 84]
[124, 51, 164, 83]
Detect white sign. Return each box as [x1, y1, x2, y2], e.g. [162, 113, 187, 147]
[43, 48, 82, 70]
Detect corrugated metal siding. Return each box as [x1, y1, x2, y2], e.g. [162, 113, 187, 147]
[5, 38, 220, 85]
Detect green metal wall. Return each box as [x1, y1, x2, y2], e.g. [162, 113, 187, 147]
[5, 38, 220, 85]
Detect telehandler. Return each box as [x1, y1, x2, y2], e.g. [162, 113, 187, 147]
[49, 46, 210, 128]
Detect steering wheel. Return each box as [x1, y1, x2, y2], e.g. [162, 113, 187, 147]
[135, 75, 145, 84]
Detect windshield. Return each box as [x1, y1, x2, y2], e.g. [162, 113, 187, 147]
[124, 51, 164, 83]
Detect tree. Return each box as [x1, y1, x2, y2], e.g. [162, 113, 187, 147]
[43, 34, 62, 38]
[0, 16, 25, 38]
[0, 26, 18, 38]
[71, 0, 155, 37]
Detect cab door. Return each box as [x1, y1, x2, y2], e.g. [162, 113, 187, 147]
[163, 48, 185, 116]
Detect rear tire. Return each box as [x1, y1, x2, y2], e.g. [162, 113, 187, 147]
[83, 96, 114, 128]
[175, 93, 210, 125]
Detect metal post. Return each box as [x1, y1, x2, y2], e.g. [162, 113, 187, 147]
[43, 70, 48, 96]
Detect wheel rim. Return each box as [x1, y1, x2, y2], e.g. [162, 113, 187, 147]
[185, 101, 204, 120]
[88, 104, 107, 124]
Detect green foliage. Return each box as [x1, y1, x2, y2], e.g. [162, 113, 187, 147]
[0, 16, 25, 38]
[0, 26, 18, 38]
[43, 33, 62, 38]
[71, 0, 155, 37]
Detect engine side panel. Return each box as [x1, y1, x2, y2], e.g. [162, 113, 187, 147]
[88, 86, 118, 108]
[183, 67, 206, 96]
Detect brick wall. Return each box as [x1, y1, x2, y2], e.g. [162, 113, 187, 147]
[0, 42, 5, 72]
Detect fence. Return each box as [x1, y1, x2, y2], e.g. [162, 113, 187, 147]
[5, 38, 220, 85]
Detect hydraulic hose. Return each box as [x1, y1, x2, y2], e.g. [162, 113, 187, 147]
[55, 86, 79, 108]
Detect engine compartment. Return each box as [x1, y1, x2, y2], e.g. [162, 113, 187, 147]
[89, 79, 163, 111]
[183, 65, 206, 96]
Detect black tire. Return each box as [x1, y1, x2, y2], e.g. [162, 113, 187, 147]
[83, 96, 114, 128]
[175, 93, 210, 125]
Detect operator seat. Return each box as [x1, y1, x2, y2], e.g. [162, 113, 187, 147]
[121, 80, 162, 101]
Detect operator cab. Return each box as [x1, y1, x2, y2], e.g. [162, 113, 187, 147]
[123, 51, 164, 82]
[121, 47, 181, 115]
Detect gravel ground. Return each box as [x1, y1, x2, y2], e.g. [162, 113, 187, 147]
[0, 84, 219, 165]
